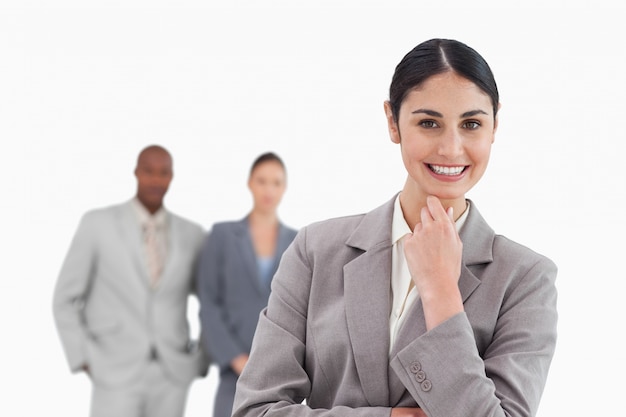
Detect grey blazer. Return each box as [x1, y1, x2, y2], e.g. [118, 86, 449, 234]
[232, 196, 558, 417]
[52, 201, 207, 387]
[196, 217, 297, 368]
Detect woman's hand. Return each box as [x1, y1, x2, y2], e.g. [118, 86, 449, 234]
[390, 407, 428, 417]
[403, 195, 464, 330]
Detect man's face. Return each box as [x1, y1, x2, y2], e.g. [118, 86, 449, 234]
[134, 149, 173, 213]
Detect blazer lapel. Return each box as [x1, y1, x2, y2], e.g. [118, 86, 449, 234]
[458, 200, 495, 268]
[157, 211, 177, 290]
[234, 217, 264, 295]
[119, 201, 151, 291]
[273, 223, 293, 272]
[343, 198, 395, 407]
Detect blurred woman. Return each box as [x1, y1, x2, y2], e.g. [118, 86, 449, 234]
[196, 152, 297, 417]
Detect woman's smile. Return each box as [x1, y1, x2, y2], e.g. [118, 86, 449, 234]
[427, 163, 468, 177]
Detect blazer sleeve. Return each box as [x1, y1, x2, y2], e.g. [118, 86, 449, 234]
[391, 254, 558, 417]
[52, 212, 97, 373]
[196, 226, 248, 368]
[231, 228, 391, 417]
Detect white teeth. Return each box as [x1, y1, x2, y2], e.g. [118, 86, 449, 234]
[429, 165, 465, 175]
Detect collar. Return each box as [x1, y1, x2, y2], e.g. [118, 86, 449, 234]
[391, 194, 470, 245]
[131, 198, 167, 227]
[345, 194, 494, 266]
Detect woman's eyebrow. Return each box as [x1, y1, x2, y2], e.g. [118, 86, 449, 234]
[411, 109, 489, 118]
[461, 109, 489, 117]
[411, 109, 443, 117]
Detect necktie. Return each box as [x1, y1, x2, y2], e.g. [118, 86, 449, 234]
[144, 220, 163, 288]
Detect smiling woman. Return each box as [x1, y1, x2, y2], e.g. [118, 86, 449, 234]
[385, 71, 497, 231]
[230, 39, 558, 417]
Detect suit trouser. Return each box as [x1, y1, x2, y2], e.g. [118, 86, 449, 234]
[214, 367, 238, 417]
[90, 360, 189, 417]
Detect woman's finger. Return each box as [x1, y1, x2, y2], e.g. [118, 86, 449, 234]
[426, 195, 449, 222]
[420, 205, 433, 226]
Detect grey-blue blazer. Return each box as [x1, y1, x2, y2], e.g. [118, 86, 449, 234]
[196, 217, 297, 368]
[52, 200, 207, 388]
[232, 196, 558, 417]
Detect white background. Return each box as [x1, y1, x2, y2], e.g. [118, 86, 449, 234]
[2, 1, 625, 416]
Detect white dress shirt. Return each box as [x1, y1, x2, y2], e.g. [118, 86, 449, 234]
[132, 198, 168, 288]
[389, 195, 470, 352]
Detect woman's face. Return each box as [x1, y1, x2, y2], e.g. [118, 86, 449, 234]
[248, 160, 287, 214]
[385, 71, 498, 205]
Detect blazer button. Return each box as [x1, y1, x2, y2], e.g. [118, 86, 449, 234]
[420, 379, 432, 392]
[414, 370, 426, 383]
[409, 361, 422, 374]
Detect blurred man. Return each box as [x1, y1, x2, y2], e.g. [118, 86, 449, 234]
[53, 145, 207, 417]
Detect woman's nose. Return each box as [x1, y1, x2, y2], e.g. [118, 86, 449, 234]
[437, 128, 463, 158]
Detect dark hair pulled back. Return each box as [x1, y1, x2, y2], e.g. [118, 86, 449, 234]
[388, 39, 499, 122]
[249, 152, 286, 178]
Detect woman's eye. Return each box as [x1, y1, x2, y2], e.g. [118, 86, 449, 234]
[463, 121, 481, 130]
[419, 120, 438, 128]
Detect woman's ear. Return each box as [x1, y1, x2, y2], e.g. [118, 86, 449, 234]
[384, 101, 401, 144]
[492, 102, 502, 143]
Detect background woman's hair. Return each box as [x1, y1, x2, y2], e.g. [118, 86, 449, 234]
[388, 38, 499, 122]
[249, 152, 286, 177]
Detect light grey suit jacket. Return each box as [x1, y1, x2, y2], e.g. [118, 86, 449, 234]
[196, 217, 298, 369]
[232, 196, 558, 417]
[53, 200, 207, 388]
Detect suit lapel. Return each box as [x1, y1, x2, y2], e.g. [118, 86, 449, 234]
[343, 198, 395, 406]
[273, 224, 291, 266]
[119, 201, 151, 291]
[234, 218, 264, 295]
[270, 223, 293, 278]
[157, 211, 177, 289]
[458, 200, 495, 267]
